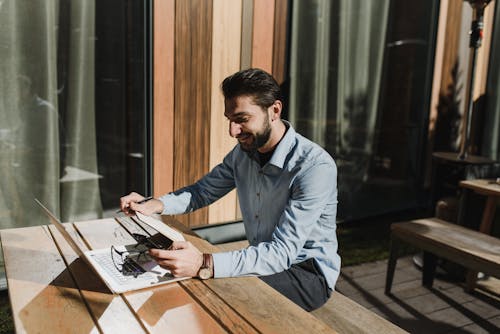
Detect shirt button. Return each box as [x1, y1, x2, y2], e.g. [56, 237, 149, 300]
[256, 192, 260, 197]
[255, 214, 259, 219]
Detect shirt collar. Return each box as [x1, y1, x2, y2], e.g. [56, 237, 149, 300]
[267, 120, 295, 169]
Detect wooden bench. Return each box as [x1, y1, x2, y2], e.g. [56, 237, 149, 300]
[385, 217, 500, 294]
[312, 291, 407, 333]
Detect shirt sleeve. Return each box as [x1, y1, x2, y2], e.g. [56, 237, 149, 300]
[159, 150, 237, 215]
[213, 160, 337, 277]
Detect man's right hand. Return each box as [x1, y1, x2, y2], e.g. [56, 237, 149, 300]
[119, 192, 164, 216]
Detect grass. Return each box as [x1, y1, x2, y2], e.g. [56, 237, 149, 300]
[0, 291, 13, 334]
[337, 210, 423, 266]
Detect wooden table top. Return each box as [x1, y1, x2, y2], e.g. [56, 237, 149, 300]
[459, 178, 500, 196]
[1, 216, 337, 334]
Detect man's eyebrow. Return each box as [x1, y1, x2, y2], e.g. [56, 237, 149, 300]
[224, 111, 250, 118]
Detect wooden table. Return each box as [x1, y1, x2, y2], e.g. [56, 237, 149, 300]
[459, 178, 500, 234]
[459, 178, 500, 290]
[1, 216, 409, 334]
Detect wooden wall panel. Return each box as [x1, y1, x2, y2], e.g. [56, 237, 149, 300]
[174, 0, 213, 227]
[440, 1, 463, 100]
[153, 0, 288, 226]
[208, 0, 242, 224]
[272, 0, 288, 84]
[241, 0, 254, 70]
[252, 0, 275, 72]
[428, 0, 449, 134]
[153, 0, 175, 197]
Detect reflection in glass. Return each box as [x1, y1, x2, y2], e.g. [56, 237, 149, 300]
[0, 0, 150, 228]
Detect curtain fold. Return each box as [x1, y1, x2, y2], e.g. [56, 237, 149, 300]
[288, 0, 389, 178]
[0, 0, 102, 228]
[482, 2, 500, 160]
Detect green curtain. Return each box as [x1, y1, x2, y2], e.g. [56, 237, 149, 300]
[482, 1, 500, 161]
[288, 0, 389, 179]
[0, 0, 102, 228]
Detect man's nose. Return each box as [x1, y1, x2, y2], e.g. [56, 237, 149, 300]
[229, 121, 241, 137]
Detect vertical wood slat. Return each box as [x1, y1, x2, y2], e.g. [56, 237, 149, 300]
[439, 1, 463, 99]
[428, 0, 449, 134]
[153, 0, 175, 197]
[272, 0, 289, 84]
[174, 0, 213, 226]
[240, 0, 254, 70]
[208, 0, 243, 224]
[252, 0, 275, 72]
[473, 3, 495, 98]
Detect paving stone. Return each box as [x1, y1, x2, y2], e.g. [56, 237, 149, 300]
[336, 256, 499, 334]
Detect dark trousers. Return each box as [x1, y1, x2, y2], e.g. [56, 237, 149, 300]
[259, 258, 331, 311]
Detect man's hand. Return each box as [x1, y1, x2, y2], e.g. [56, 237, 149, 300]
[120, 192, 164, 216]
[148, 241, 203, 278]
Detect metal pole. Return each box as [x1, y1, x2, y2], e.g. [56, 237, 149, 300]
[459, 0, 491, 160]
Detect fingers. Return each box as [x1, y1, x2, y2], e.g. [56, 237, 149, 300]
[119, 192, 144, 215]
[129, 199, 163, 215]
[148, 242, 188, 259]
[148, 242, 202, 277]
[119, 193, 164, 216]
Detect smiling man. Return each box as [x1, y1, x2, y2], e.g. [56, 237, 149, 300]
[120, 68, 340, 311]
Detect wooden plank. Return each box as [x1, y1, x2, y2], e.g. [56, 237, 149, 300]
[153, 0, 175, 197]
[1, 226, 98, 333]
[73, 218, 227, 334]
[252, 0, 275, 72]
[174, 0, 213, 227]
[240, 0, 253, 69]
[428, 0, 449, 137]
[312, 291, 408, 334]
[459, 179, 500, 196]
[179, 279, 258, 334]
[392, 218, 500, 277]
[123, 283, 227, 334]
[208, 0, 242, 224]
[473, 1, 495, 99]
[180, 232, 337, 334]
[48, 224, 146, 334]
[272, 0, 288, 84]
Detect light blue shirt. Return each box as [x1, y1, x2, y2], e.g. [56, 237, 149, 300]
[159, 122, 340, 290]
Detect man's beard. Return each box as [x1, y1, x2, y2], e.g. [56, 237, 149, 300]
[239, 121, 272, 152]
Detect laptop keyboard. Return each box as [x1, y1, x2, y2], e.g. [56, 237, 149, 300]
[90, 251, 153, 284]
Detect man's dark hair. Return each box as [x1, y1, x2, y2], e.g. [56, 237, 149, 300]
[221, 68, 281, 109]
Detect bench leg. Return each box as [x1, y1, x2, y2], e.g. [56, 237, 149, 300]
[385, 237, 400, 295]
[465, 271, 477, 292]
[422, 252, 438, 288]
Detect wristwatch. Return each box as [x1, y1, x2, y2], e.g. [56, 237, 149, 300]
[198, 253, 213, 280]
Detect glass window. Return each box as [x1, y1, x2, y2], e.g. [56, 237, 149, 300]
[287, 0, 439, 221]
[482, 0, 500, 160]
[0, 0, 151, 228]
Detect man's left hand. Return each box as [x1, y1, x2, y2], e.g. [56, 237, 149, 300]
[149, 241, 203, 277]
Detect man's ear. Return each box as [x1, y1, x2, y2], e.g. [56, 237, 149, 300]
[270, 100, 282, 121]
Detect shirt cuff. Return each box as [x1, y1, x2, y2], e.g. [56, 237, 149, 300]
[212, 252, 233, 278]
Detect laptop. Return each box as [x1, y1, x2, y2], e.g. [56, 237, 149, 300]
[35, 199, 189, 294]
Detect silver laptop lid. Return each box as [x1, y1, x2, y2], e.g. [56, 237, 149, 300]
[35, 198, 85, 257]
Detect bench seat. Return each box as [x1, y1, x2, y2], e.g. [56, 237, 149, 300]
[385, 217, 500, 294]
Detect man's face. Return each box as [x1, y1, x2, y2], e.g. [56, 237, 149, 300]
[224, 95, 272, 152]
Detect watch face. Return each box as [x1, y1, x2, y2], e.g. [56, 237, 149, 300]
[199, 267, 211, 280]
